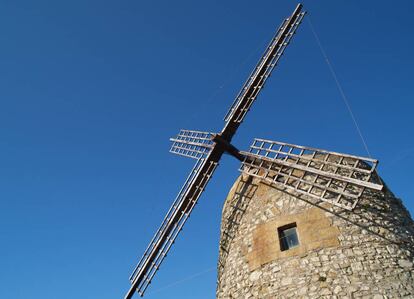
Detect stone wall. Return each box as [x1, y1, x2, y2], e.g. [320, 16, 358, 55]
[216, 174, 414, 298]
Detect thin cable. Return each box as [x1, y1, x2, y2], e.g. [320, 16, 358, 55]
[307, 16, 372, 158]
[146, 266, 216, 295]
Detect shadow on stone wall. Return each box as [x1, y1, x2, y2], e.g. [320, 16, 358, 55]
[217, 176, 258, 289]
[262, 180, 414, 256]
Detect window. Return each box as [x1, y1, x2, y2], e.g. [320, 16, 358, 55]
[278, 223, 299, 251]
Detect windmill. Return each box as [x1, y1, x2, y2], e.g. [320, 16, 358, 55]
[124, 4, 383, 298]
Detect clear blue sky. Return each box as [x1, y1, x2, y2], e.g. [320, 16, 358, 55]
[1, 1, 413, 298]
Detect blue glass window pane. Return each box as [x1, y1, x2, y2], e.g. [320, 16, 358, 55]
[279, 226, 299, 251]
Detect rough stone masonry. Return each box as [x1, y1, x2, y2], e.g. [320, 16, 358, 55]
[216, 174, 414, 298]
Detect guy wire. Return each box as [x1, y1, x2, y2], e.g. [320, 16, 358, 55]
[307, 16, 372, 158]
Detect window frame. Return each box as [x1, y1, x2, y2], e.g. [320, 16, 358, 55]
[277, 222, 299, 252]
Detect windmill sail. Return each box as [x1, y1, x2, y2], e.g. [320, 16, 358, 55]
[125, 151, 221, 298]
[125, 4, 306, 298]
[169, 129, 214, 160]
[223, 7, 306, 125]
[239, 138, 383, 210]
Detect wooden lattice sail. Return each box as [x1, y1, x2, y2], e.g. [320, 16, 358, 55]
[125, 5, 306, 298]
[239, 139, 382, 210]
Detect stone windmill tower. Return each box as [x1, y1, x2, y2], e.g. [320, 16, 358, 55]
[123, 4, 414, 298]
[217, 165, 414, 298]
